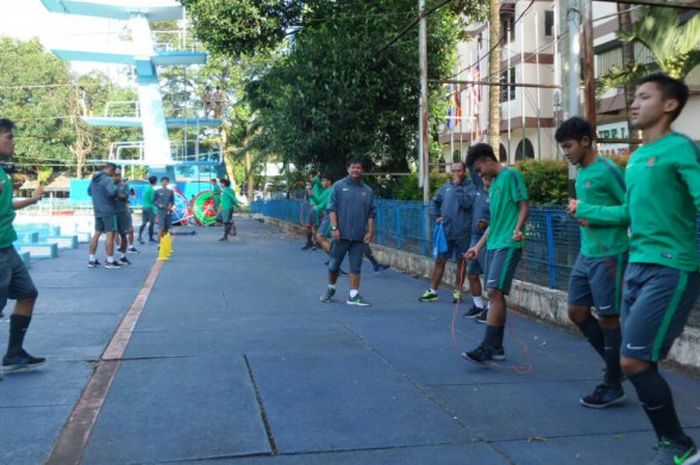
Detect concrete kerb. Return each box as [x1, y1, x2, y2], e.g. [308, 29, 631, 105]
[256, 214, 700, 372]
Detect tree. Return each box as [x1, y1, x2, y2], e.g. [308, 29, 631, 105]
[0, 37, 75, 177]
[488, 0, 501, 156]
[184, 0, 486, 180]
[599, 7, 700, 92]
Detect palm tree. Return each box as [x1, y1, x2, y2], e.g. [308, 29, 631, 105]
[599, 7, 700, 91]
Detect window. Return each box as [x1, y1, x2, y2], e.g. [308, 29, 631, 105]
[596, 47, 623, 78]
[501, 67, 516, 102]
[544, 10, 554, 37]
[515, 138, 535, 160]
[501, 14, 515, 43]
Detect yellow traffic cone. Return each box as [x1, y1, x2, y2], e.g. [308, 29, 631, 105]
[165, 233, 173, 257]
[157, 237, 169, 261]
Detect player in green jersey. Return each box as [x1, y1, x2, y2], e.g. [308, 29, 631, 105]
[572, 73, 700, 465]
[557, 116, 628, 408]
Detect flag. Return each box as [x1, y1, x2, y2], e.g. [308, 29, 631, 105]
[447, 84, 456, 129]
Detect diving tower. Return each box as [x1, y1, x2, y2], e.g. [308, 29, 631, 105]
[41, 0, 223, 179]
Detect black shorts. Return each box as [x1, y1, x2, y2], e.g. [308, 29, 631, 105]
[329, 239, 365, 275]
[567, 253, 627, 316]
[142, 207, 155, 224]
[620, 264, 700, 362]
[117, 212, 132, 235]
[95, 214, 118, 233]
[157, 210, 173, 232]
[221, 208, 234, 223]
[0, 247, 38, 311]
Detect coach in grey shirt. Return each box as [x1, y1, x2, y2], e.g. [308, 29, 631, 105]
[320, 159, 376, 307]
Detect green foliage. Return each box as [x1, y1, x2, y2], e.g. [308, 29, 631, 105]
[514, 159, 569, 206]
[598, 7, 700, 93]
[180, 0, 304, 58]
[394, 171, 452, 201]
[0, 38, 74, 172]
[185, 0, 486, 180]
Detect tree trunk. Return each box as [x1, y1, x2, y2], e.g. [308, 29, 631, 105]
[488, 0, 502, 159]
[618, 4, 637, 152]
[245, 150, 254, 201]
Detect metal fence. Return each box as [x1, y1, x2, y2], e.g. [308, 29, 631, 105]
[252, 199, 700, 326]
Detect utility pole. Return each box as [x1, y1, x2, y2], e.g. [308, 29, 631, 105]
[488, 0, 501, 157]
[419, 0, 432, 244]
[566, 0, 581, 197]
[618, 3, 637, 152]
[419, 0, 430, 205]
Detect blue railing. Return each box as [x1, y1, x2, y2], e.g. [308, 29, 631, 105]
[252, 199, 700, 324]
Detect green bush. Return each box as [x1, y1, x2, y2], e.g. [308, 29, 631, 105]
[514, 159, 569, 205]
[395, 172, 451, 201]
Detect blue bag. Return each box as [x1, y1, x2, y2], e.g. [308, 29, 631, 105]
[433, 223, 448, 258]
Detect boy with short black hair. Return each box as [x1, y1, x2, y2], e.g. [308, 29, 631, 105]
[138, 175, 158, 244]
[556, 116, 628, 409]
[463, 143, 529, 364]
[572, 73, 700, 464]
[218, 178, 239, 241]
[0, 118, 46, 378]
[153, 177, 174, 239]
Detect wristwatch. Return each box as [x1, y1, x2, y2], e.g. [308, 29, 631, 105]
[331, 226, 338, 231]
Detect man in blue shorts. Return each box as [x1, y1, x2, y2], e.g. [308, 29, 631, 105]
[572, 73, 700, 464]
[464, 143, 529, 363]
[153, 177, 174, 239]
[419, 161, 476, 304]
[88, 162, 124, 269]
[320, 159, 376, 306]
[557, 116, 628, 409]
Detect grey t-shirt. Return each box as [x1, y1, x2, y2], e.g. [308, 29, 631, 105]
[328, 177, 376, 242]
[153, 187, 174, 212]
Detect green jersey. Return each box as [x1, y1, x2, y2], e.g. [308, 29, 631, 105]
[487, 167, 528, 250]
[312, 185, 331, 213]
[0, 167, 17, 248]
[221, 186, 239, 210]
[309, 177, 323, 207]
[577, 132, 700, 272]
[142, 185, 155, 209]
[212, 184, 222, 206]
[576, 156, 629, 258]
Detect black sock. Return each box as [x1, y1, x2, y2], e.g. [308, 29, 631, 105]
[148, 223, 154, 239]
[603, 328, 623, 388]
[483, 325, 504, 349]
[7, 314, 31, 357]
[575, 314, 605, 359]
[629, 368, 688, 444]
[138, 223, 146, 238]
[306, 231, 312, 244]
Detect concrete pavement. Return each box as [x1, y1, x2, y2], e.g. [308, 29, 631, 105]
[1, 218, 699, 465]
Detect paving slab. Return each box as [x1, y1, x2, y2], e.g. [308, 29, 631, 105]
[81, 357, 271, 465]
[146, 443, 511, 465]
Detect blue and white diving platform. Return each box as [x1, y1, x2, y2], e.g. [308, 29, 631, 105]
[82, 117, 222, 128]
[51, 50, 207, 66]
[41, 0, 184, 21]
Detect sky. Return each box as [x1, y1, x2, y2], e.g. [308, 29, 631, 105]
[1, 0, 129, 78]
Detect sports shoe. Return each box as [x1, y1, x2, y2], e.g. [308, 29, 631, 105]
[452, 290, 463, 304]
[2, 350, 46, 372]
[320, 287, 336, 303]
[461, 345, 506, 364]
[119, 256, 132, 266]
[218, 236, 228, 242]
[137, 237, 145, 245]
[647, 438, 699, 465]
[475, 308, 489, 324]
[128, 246, 140, 254]
[463, 304, 483, 319]
[87, 259, 101, 268]
[374, 264, 391, 273]
[419, 290, 439, 302]
[301, 242, 313, 250]
[104, 260, 122, 269]
[580, 384, 626, 409]
[149, 238, 159, 243]
[346, 294, 371, 306]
